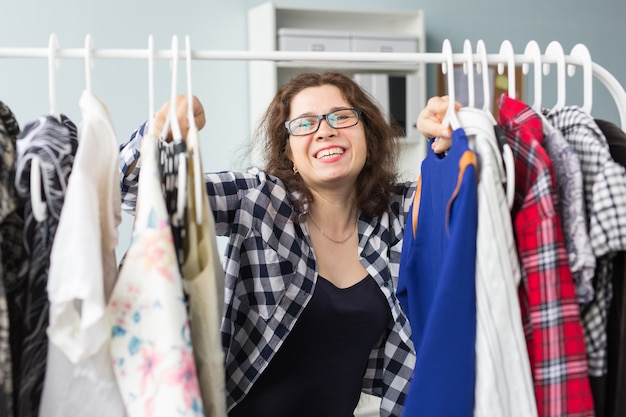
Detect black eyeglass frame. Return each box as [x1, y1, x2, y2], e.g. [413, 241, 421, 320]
[284, 107, 362, 136]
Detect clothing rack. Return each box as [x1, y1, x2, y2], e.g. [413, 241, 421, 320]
[1, 36, 626, 129]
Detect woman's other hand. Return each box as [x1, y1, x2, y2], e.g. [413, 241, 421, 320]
[416, 96, 461, 154]
[153, 94, 206, 141]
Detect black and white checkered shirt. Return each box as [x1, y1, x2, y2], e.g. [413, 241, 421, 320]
[120, 122, 417, 416]
[547, 107, 626, 377]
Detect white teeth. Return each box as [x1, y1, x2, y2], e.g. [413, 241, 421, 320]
[316, 147, 344, 160]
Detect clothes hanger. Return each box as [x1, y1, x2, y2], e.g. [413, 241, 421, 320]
[475, 40, 495, 121]
[440, 38, 461, 131]
[522, 40, 558, 138]
[31, 33, 62, 223]
[30, 154, 47, 222]
[475, 39, 515, 209]
[568, 43, 593, 114]
[522, 40, 543, 113]
[147, 34, 156, 136]
[48, 33, 61, 121]
[497, 40, 516, 99]
[159, 35, 187, 226]
[462, 39, 475, 109]
[160, 36, 184, 142]
[84, 33, 94, 93]
[544, 41, 566, 114]
[185, 34, 203, 225]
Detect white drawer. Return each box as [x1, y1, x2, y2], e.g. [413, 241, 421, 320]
[278, 28, 351, 52]
[351, 32, 417, 53]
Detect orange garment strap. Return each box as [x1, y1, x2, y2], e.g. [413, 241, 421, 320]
[445, 150, 477, 238]
[412, 175, 422, 239]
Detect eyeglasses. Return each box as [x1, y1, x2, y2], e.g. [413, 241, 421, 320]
[285, 108, 361, 136]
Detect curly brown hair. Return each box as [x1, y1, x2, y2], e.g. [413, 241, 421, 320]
[254, 71, 402, 218]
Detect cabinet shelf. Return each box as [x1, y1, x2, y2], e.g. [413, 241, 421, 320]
[275, 61, 422, 73]
[247, 1, 427, 180]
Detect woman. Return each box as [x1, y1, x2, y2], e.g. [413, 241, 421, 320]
[119, 71, 453, 417]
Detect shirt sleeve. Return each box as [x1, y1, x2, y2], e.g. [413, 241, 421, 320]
[119, 121, 148, 214]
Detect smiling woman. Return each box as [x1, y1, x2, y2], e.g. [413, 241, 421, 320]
[260, 72, 403, 218]
[118, 70, 454, 417]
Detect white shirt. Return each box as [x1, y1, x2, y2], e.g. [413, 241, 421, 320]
[40, 90, 124, 417]
[458, 108, 538, 417]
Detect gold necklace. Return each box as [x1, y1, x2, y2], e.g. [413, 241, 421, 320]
[308, 212, 357, 244]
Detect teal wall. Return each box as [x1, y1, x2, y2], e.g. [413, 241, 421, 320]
[1, 0, 624, 257]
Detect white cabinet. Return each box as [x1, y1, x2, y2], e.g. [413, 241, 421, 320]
[247, 2, 427, 181]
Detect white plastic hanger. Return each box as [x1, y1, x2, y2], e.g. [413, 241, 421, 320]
[544, 41, 566, 114]
[31, 34, 61, 223]
[476, 39, 515, 209]
[84, 34, 94, 93]
[441, 39, 461, 131]
[462, 39, 475, 109]
[523, 40, 557, 137]
[48, 33, 60, 121]
[522, 40, 543, 113]
[160, 36, 184, 142]
[186, 35, 203, 225]
[497, 40, 516, 99]
[147, 34, 155, 135]
[475, 40, 494, 120]
[160, 35, 187, 225]
[568, 43, 593, 114]
[30, 156, 47, 222]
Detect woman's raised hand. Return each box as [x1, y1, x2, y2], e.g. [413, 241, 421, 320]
[416, 96, 461, 153]
[153, 94, 206, 141]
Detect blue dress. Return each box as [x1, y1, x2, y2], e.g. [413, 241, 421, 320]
[397, 128, 478, 417]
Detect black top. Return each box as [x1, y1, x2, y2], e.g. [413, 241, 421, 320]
[229, 274, 391, 417]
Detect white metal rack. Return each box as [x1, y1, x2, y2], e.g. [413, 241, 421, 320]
[1, 38, 625, 128]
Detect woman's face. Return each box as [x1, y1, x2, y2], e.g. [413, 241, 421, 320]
[286, 84, 367, 192]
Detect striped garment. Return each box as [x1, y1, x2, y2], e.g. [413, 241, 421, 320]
[11, 114, 78, 417]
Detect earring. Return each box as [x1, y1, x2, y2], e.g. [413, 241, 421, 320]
[293, 165, 299, 174]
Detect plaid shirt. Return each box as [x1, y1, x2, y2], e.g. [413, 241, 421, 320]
[119, 122, 417, 417]
[498, 95, 594, 417]
[547, 107, 626, 377]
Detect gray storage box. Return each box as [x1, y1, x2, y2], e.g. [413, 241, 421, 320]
[351, 32, 418, 53]
[278, 28, 351, 52]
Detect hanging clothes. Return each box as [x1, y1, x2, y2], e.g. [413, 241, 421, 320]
[181, 125, 227, 417]
[605, 252, 625, 417]
[588, 117, 626, 417]
[0, 99, 22, 417]
[497, 95, 594, 417]
[108, 127, 204, 417]
[456, 108, 538, 417]
[397, 127, 478, 417]
[11, 113, 78, 417]
[39, 90, 124, 417]
[546, 107, 626, 386]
